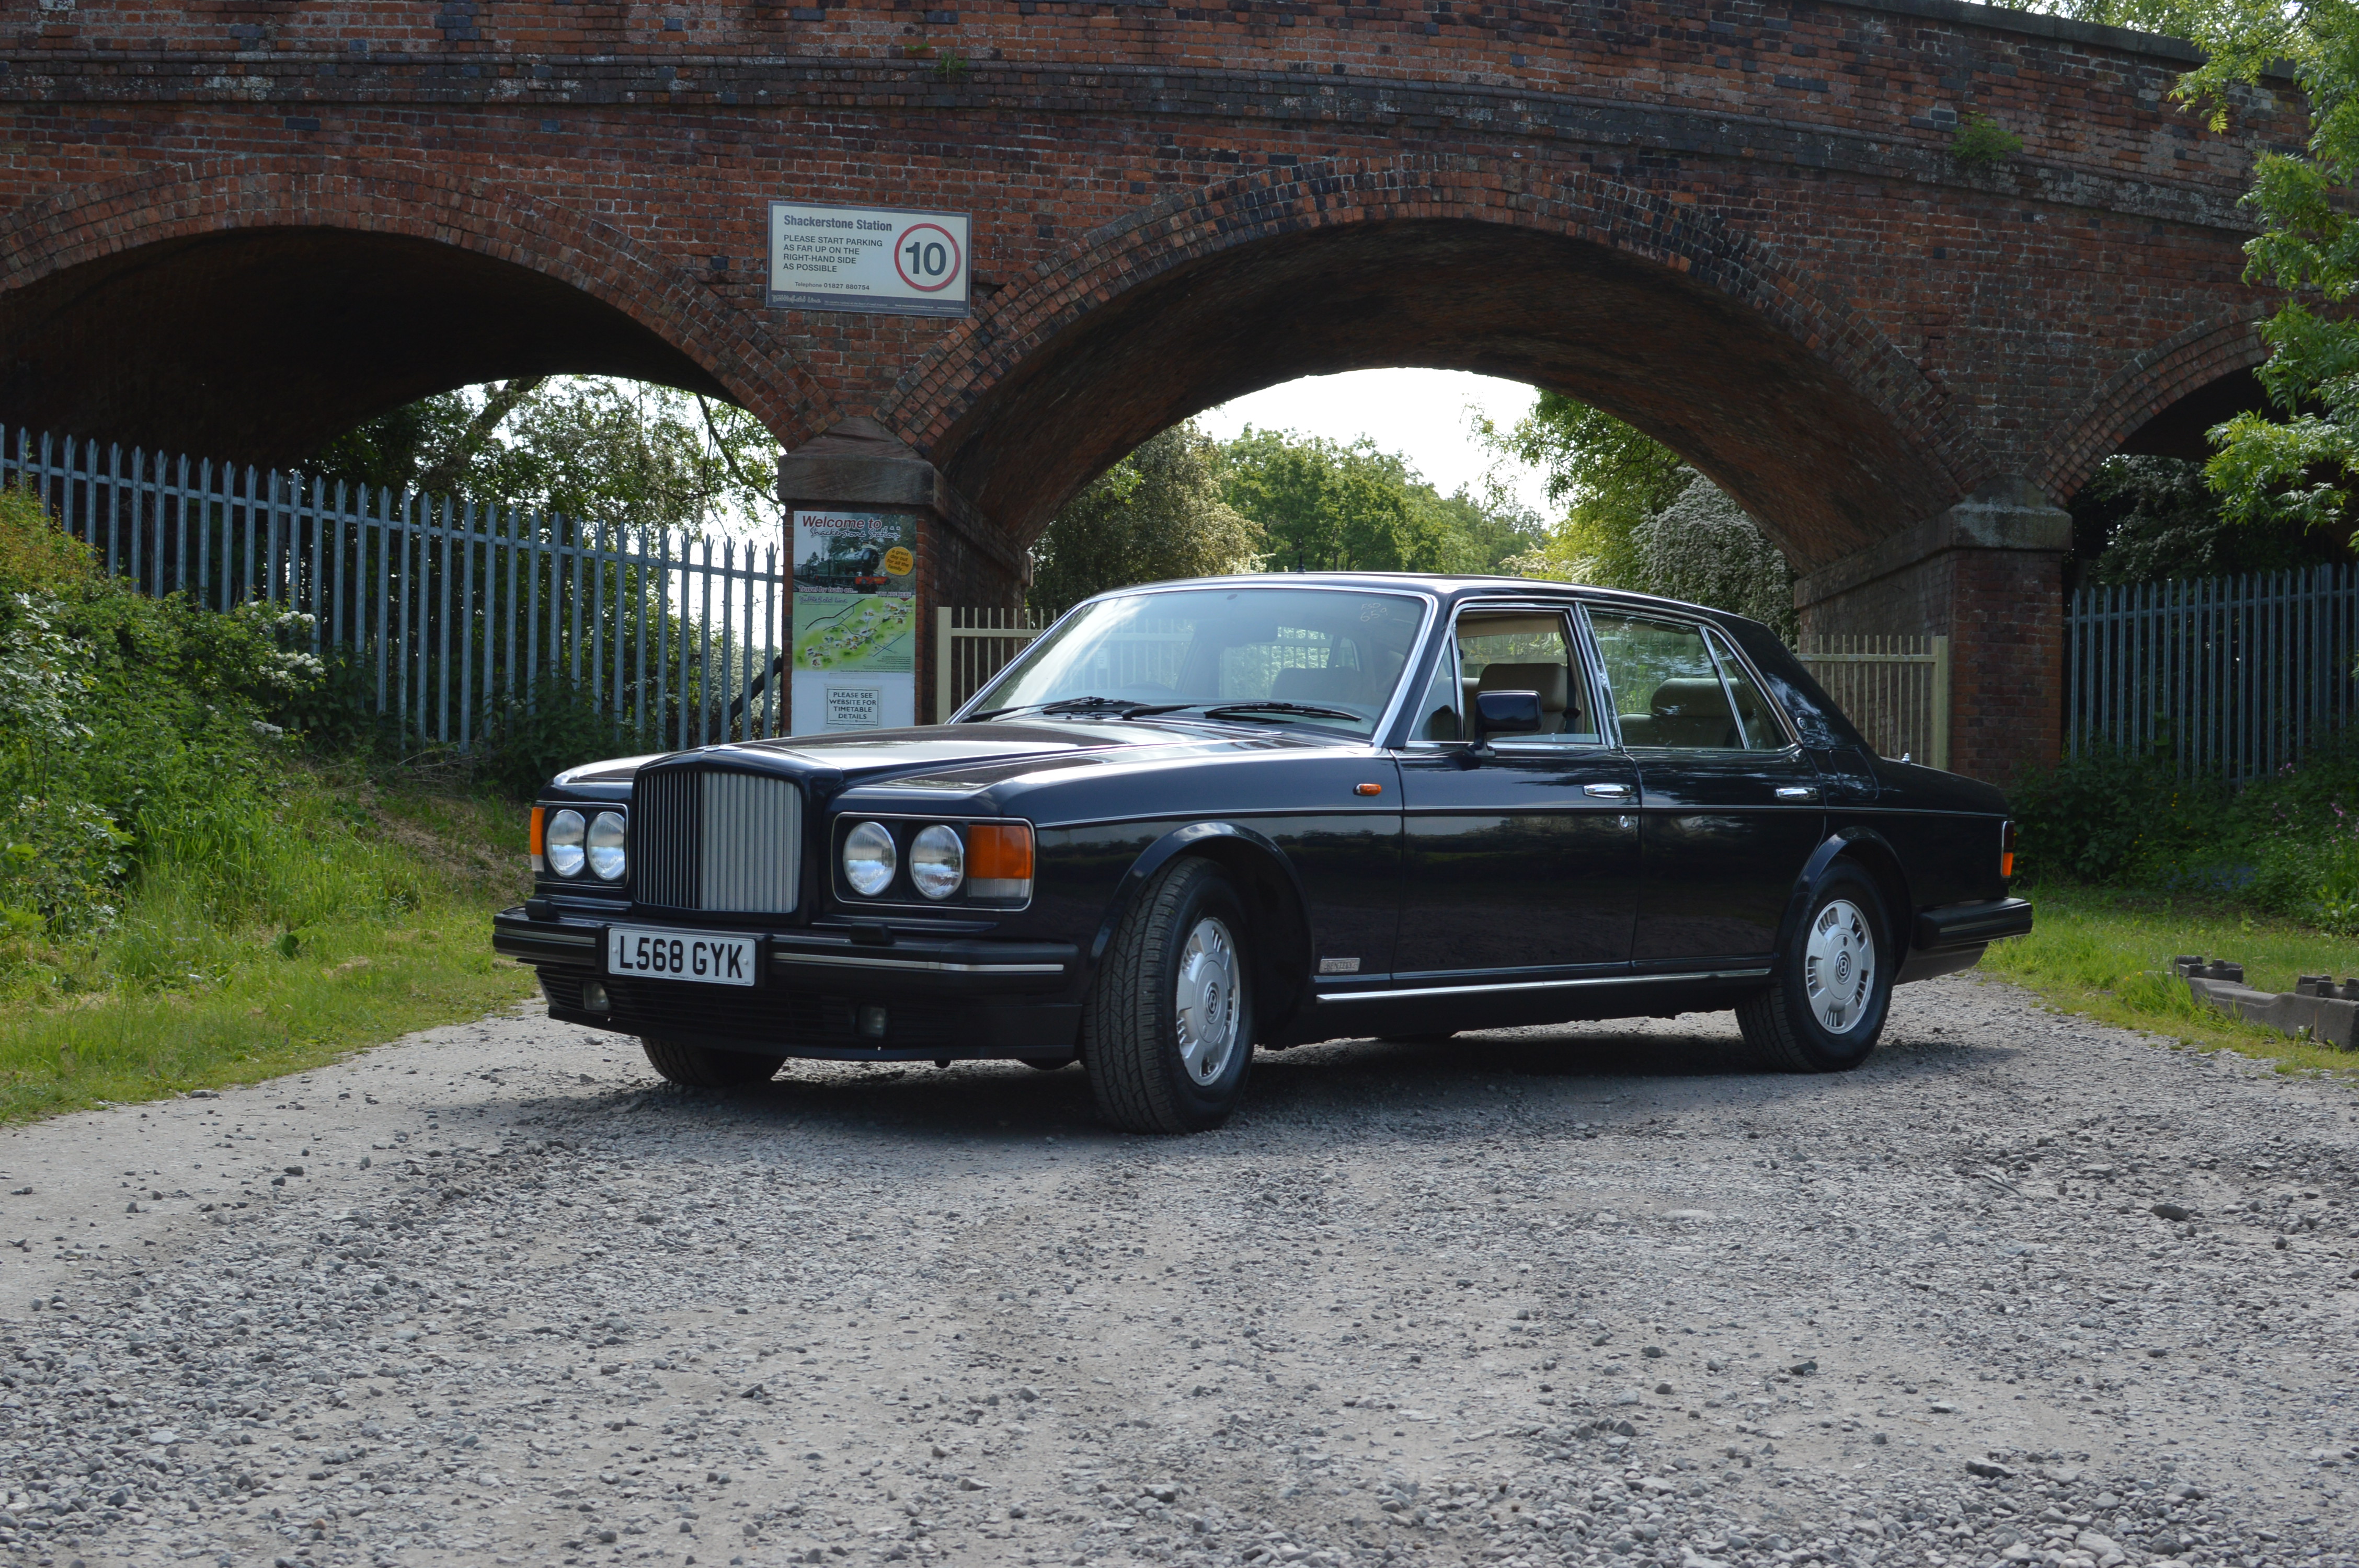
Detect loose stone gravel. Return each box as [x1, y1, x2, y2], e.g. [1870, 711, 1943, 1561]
[2, 972, 2356, 1568]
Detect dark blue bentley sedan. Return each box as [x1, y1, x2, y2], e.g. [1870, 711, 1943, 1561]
[493, 574, 2030, 1133]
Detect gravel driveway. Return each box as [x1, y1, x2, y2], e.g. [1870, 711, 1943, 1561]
[3, 972, 2356, 1568]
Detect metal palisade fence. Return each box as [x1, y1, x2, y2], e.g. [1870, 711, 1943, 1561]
[2068, 566, 2359, 782]
[3, 429, 785, 752]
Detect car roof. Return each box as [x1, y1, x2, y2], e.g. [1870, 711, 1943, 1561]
[1086, 572, 1770, 635]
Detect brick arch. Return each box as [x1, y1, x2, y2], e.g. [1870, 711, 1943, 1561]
[2037, 314, 2272, 503]
[0, 158, 839, 462]
[882, 155, 1992, 569]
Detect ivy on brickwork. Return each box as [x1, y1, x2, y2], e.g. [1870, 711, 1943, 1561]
[1948, 111, 2025, 166]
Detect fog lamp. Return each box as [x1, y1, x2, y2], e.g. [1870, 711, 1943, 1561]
[857, 1005, 889, 1040]
[581, 979, 611, 1013]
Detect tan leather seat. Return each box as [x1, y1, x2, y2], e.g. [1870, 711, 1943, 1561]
[1474, 661, 1572, 735]
[1647, 676, 1741, 748]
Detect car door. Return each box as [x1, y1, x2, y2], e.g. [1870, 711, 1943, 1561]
[1390, 603, 1642, 981]
[1583, 607, 1826, 966]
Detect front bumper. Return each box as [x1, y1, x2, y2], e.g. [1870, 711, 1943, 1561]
[492, 907, 1083, 1059]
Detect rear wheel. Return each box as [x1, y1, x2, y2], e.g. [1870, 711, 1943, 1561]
[639, 1036, 785, 1087]
[1081, 857, 1255, 1134]
[1736, 862, 1893, 1073]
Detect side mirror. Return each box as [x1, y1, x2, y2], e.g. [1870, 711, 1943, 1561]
[1473, 689, 1543, 739]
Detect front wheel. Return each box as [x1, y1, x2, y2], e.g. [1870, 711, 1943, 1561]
[1081, 857, 1255, 1134]
[640, 1036, 785, 1087]
[1735, 863, 1893, 1073]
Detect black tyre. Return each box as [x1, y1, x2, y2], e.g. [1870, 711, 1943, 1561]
[1736, 862, 1893, 1073]
[639, 1036, 785, 1087]
[1081, 857, 1255, 1134]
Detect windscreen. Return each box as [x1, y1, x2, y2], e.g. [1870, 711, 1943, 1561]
[967, 586, 1429, 737]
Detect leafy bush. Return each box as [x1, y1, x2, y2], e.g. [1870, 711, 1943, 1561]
[2012, 729, 2359, 931]
[475, 677, 642, 801]
[0, 483, 336, 946]
[2010, 742, 2226, 883]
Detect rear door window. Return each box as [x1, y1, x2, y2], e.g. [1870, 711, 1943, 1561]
[1585, 610, 1746, 749]
[1705, 627, 1793, 751]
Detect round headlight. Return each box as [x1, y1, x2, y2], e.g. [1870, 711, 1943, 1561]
[546, 809, 587, 878]
[842, 820, 897, 897]
[587, 811, 627, 882]
[910, 824, 965, 901]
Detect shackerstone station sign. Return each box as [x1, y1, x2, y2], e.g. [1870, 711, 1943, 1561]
[766, 201, 971, 319]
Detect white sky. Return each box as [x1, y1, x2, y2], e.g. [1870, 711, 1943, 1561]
[1193, 368, 1554, 519]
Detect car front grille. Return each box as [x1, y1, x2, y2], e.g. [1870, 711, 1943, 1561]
[630, 767, 800, 915]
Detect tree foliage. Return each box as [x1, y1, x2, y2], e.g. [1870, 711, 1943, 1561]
[2099, 0, 2359, 547]
[1628, 480, 1802, 640]
[1474, 393, 1688, 587]
[1478, 395, 1796, 632]
[307, 377, 781, 535]
[1026, 424, 1259, 618]
[2069, 455, 2351, 584]
[1217, 426, 1542, 575]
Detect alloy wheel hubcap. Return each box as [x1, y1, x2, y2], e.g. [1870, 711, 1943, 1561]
[1174, 916, 1242, 1084]
[1804, 897, 1874, 1034]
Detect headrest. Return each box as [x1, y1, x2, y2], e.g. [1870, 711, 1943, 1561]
[1651, 677, 1732, 719]
[1476, 662, 1569, 712]
[1270, 665, 1359, 705]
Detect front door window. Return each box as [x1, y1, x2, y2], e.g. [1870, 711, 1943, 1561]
[1413, 610, 1604, 744]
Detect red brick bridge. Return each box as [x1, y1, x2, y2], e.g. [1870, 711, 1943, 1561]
[0, 0, 2295, 779]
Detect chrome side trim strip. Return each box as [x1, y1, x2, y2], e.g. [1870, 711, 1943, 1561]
[771, 953, 1067, 975]
[1314, 967, 1771, 1004]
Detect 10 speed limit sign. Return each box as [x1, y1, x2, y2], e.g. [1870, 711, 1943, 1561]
[767, 201, 972, 318]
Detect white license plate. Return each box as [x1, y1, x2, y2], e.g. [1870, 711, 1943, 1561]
[606, 926, 759, 987]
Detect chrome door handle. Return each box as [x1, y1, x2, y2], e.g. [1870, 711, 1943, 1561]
[1584, 782, 1633, 798]
[1776, 786, 1819, 801]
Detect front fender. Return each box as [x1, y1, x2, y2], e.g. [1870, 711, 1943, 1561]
[1082, 821, 1316, 1036]
[1772, 826, 1916, 961]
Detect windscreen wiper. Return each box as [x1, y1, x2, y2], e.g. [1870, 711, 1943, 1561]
[966, 696, 1183, 721]
[1195, 701, 1363, 722]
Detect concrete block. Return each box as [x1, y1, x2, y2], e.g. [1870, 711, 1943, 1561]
[2183, 973, 2358, 1050]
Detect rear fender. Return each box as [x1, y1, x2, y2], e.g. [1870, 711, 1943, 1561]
[1086, 823, 1315, 1040]
[1774, 828, 1916, 964]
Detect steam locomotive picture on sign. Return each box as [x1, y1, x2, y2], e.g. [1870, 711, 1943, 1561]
[791, 510, 917, 732]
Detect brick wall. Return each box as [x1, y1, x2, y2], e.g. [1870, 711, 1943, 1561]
[0, 0, 2300, 765]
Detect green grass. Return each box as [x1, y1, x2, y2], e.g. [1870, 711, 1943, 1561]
[0, 769, 536, 1121]
[1982, 880, 2359, 1073]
